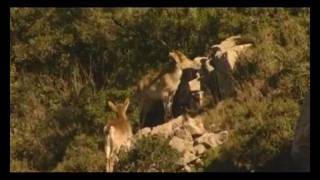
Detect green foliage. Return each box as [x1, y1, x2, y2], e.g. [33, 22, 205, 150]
[54, 134, 105, 172]
[10, 159, 36, 172]
[203, 97, 299, 171]
[115, 136, 182, 172]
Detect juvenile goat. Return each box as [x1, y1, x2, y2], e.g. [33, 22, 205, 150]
[104, 98, 133, 172]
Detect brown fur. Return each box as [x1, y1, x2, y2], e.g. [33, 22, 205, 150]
[137, 50, 202, 127]
[104, 98, 133, 172]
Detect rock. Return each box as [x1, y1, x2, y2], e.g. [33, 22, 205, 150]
[183, 165, 192, 172]
[208, 124, 225, 134]
[169, 136, 193, 153]
[193, 144, 207, 155]
[217, 130, 228, 145]
[151, 122, 173, 138]
[174, 128, 193, 142]
[170, 115, 185, 131]
[137, 127, 151, 137]
[195, 131, 228, 148]
[184, 115, 206, 136]
[182, 151, 198, 165]
[195, 158, 204, 166]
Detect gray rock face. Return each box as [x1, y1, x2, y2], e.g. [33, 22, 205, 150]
[291, 92, 310, 171]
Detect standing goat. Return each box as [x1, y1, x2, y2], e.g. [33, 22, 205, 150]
[104, 98, 133, 172]
[172, 56, 208, 118]
[205, 35, 253, 103]
[137, 50, 202, 127]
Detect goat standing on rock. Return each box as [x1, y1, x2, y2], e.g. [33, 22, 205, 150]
[104, 98, 133, 172]
[205, 35, 253, 103]
[137, 50, 203, 127]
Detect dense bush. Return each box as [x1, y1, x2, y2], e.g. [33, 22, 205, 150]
[54, 134, 105, 172]
[115, 136, 182, 172]
[10, 8, 309, 172]
[202, 97, 299, 171]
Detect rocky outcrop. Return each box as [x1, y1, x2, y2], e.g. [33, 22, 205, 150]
[134, 115, 228, 172]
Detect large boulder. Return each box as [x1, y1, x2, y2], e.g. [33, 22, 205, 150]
[150, 115, 184, 138]
[183, 115, 207, 136]
[151, 122, 173, 138]
[169, 136, 194, 153]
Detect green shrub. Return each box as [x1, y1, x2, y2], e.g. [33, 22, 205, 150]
[203, 97, 299, 171]
[54, 134, 105, 172]
[115, 136, 182, 172]
[10, 159, 36, 172]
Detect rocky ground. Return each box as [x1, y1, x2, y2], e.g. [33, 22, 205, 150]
[134, 114, 228, 172]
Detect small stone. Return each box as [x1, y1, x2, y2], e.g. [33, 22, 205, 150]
[193, 144, 207, 155]
[217, 130, 228, 145]
[184, 165, 192, 172]
[182, 151, 198, 164]
[195, 158, 204, 165]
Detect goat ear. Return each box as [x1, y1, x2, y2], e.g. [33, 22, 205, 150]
[108, 101, 117, 112]
[169, 51, 180, 63]
[124, 98, 130, 111]
[175, 51, 187, 61]
[200, 57, 209, 64]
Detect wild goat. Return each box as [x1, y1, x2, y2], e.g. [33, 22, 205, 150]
[104, 98, 133, 172]
[172, 57, 208, 118]
[137, 50, 202, 127]
[204, 35, 253, 103]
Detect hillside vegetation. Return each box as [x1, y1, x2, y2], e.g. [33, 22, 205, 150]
[10, 8, 309, 172]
